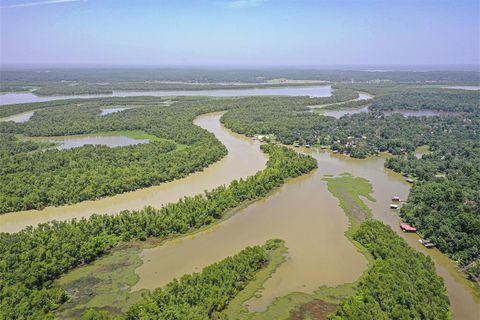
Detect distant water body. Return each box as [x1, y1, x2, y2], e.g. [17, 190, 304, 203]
[0, 86, 332, 105]
[443, 86, 480, 91]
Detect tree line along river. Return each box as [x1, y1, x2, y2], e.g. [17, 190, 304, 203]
[0, 88, 478, 319]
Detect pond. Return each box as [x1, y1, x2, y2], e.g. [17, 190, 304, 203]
[100, 107, 130, 115]
[321, 106, 369, 118]
[0, 85, 332, 105]
[0, 110, 35, 123]
[322, 107, 458, 119]
[46, 135, 149, 150]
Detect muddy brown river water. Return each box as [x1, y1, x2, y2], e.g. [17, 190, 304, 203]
[131, 146, 480, 318]
[0, 112, 478, 319]
[0, 113, 267, 233]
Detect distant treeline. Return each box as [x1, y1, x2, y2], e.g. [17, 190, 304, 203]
[370, 90, 479, 113]
[0, 144, 317, 319]
[1, 68, 478, 93]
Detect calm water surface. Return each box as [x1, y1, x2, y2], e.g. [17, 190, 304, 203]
[100, 107, 130, 115]
[314, 91, 372, 118]
[0, 86, 332, 105]
[357, 92, 373, 100]
[321, 106, 369, 118]
[0, 110, 35, 122]
[49, 135, 149, 149]
[302, 150, 479, 320]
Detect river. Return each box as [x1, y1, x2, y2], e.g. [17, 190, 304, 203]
[0, 113, 267, 233]
[131, 153, 369, 311]
[1, 112, 478, 319]
[131, 143, 479, 319]
[0, 85, 332, 105]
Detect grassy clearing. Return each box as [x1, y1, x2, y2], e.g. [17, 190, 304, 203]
[321, 173, 376, 267]
[414, 145, 431, 156]
[228, 284, 357, 320]
[54, 242, 147, 318]
[323, 173, 375, 232]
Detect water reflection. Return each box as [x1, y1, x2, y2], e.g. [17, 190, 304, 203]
[48, 135, 149, 150]
[0, 110, 35, 123]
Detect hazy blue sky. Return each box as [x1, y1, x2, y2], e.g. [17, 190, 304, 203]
[1, 0, 479, 66]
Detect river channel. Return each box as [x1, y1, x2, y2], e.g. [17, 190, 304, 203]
[0, 111, 478, 319]
[0, 85, 332, 105]
[0, 113, 267, 232]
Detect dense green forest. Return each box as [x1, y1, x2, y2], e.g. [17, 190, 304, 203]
[385, 140, 480, 279]
[0, 97, 229, 213]
[221, 95, 478, 158]
[0, 85, 478, 317]
[0, 99, 85, 118]
[0, 144, 316, 319]
[7, 91, 471, 275]
[369, 89, 479, 113]
[330, 220, 450, 320]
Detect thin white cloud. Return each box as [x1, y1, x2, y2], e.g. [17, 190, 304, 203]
[224, 0, 267, 9]
[0, 0, 86, 9]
